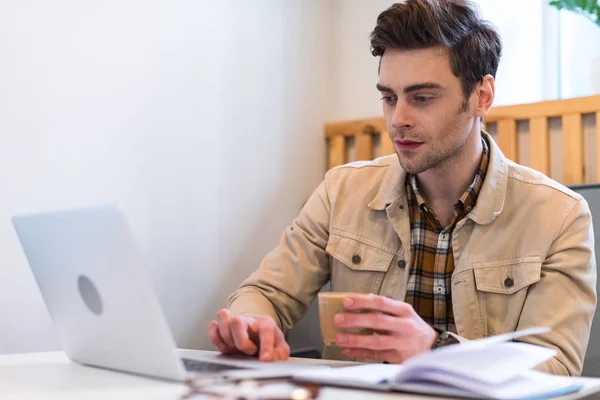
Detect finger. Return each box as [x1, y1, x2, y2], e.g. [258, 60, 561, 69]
[336, 332, 396, 350]
[342, 348, 377, 360]
[216, 309, 235, 347]
[275, 348, 290, 361]
[342, 348, 397, 362]
[231, 316, 259, 356]
[273, 330, 290, 361]
[254, 318, 275, 361]
[343, 295, 412, 317]
[334, 312, 409, 333]
[208, 321, 237, 354]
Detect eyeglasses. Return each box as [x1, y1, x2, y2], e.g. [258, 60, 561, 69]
[182, 377, 321, 400]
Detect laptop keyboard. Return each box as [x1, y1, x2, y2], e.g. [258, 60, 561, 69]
[181, 357, 244, 373]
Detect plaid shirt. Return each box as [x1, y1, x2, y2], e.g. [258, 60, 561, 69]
[405, 138, 489, 333]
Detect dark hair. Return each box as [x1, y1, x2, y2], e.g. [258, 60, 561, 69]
[370, 0, 502, 105]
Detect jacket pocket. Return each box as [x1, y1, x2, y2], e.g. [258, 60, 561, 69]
[326, 233, 395, 293]
[472, 257, 542, 335]
[473, 257, 543, 294]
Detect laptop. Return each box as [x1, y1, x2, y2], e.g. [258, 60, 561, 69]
[11, 205, 274, 381]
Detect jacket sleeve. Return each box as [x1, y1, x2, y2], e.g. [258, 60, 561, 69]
[516, 197, 597, 376]
[227, 177, 333, 332]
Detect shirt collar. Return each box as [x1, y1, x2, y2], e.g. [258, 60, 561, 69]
[369, 131, 507, 226]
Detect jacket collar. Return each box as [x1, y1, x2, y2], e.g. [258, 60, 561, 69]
[367, 131, 508, 225]
[367, 159, 407, 211]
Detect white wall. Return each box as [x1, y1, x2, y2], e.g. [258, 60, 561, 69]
[0, 0, 331, 354]
[477, 0, 547, 105]
[559, 11, 600, 98]
[327, 0, 390, 122]
[327, 0, 550, 122]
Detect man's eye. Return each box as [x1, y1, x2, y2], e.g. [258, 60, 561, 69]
[381, 96, 397, 104]
[415, 95, 433, 103]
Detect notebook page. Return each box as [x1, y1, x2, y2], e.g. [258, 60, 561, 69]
[396, 341, 556, 385]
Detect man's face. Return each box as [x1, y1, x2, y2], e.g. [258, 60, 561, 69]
[377, 48, 478, 175]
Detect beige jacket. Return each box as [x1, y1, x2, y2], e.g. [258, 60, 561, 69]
[228, 132, 597, 376]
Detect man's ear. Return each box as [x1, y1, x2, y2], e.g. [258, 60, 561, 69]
[473, 74, 495, 118]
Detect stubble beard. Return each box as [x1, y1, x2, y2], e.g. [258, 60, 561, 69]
[396, 103, 473, 174]
[396, 126, 471, 175]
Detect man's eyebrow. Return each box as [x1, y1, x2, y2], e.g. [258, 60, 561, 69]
[376, 83, 395, 94]
[376, 82, 445, 95]
[403, 82, 444, 93]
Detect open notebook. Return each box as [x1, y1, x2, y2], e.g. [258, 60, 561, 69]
[293, 327, 582, 400]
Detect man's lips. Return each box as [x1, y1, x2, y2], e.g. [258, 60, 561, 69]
[395, 139, 424, 150]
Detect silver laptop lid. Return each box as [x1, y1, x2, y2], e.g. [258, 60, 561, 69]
[12, 205, 187, 381]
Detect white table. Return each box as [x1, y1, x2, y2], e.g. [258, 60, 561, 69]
[3, 350, 600, 399]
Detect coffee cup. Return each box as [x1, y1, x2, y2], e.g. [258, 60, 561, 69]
[318, 292, 373, 345]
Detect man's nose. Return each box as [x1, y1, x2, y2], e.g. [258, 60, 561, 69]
[390, 102, 415, 130]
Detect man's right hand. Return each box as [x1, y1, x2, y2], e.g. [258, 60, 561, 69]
[207, 309, 290, 362]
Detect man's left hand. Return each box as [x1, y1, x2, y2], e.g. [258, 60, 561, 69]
[334, 294, 438, 363]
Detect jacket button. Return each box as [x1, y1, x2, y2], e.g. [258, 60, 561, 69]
[504, 277, 514, 288]
[397, 259, 406, 269]
[352, 254, 361, 264]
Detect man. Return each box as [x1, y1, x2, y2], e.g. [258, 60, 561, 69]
[208, 0, 596, 376]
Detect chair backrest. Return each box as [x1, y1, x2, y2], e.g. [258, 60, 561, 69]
[325, 95, 600, 185]
[571, 184, 600, 377]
